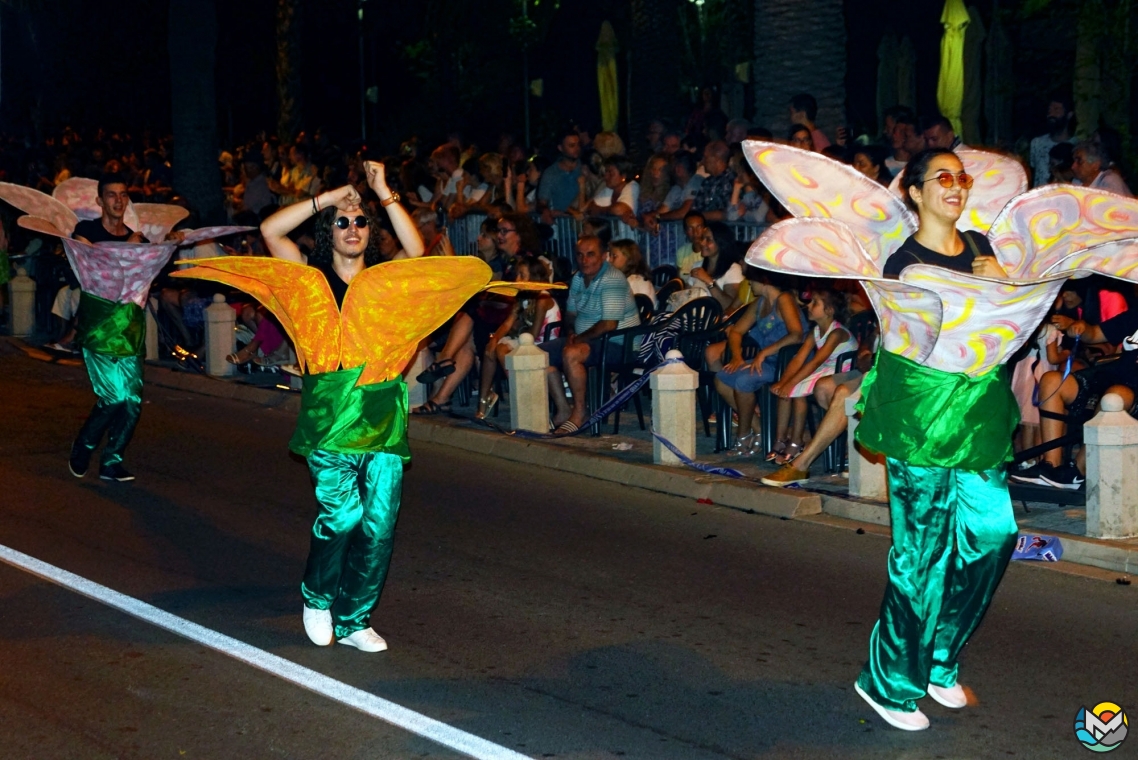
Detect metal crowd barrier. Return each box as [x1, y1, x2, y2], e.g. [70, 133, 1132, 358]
[445, 213, 768, 270]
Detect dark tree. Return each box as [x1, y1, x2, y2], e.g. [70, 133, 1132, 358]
[168, 0, 225, 225]
[276, 0, 304, 143]
[630, 0, 684, 159]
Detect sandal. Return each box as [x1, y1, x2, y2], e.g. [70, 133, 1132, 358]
[726, 432, 759, 457]
[474, 390, 500, 420]
[416, 359, 455, 385]
[765, 438, 789, 463]
[775, 442, 803, 466]
[553, 420, 579, 435]
[411, 400, 452, 415]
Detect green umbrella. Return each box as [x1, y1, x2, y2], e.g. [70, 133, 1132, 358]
[937, 0, 971, 136]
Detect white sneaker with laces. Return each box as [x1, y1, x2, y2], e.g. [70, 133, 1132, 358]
[926, 683, 968, 709]
[854, 682, 930, 731]
[337, 627, 388, 652]
[302, 605, 333, 646]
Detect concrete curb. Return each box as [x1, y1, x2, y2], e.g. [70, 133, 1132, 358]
[142, 361, 1137, 576]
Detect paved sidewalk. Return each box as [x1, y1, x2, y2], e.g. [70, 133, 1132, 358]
[14, 338, 1134, 577]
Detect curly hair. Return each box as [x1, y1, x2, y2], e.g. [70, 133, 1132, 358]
[308, 206, 382, 268]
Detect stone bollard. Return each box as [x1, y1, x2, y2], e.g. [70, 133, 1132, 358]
[650, 350, 698, 465]
[406, 346, 432, 409]
[204, 293, 235, 377]
[504, 333, 548, 433]
[845, 392, 887, 500]
[1084, 392, 1138, 539]
[8, 267, 35, 338]
[144, 296, 159, 361]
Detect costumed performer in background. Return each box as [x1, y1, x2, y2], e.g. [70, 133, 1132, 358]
[743, 141, 1138, 730]
[173, 162, 558, 653]
[0, 174, 240, 483]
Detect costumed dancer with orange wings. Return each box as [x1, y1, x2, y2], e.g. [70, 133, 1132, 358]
[174, 162, 556, 653]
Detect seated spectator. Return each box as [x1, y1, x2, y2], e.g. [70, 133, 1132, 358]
[428, 142, 464, 209]
[474, 218, 505, 275]
[761, 292, 878, 485]
[475, 256, 561, 419]
[413, 207, 455, 257]
[851, 145, 894, 185]
[48, 278, 81, 353]
[687, 222, 744, 309]
[1011, 306, 1138, 489]
[1048, 142, 1076, 184]
[238, 155, 274, 216]
[375, 216, 412, 262]
[448, 158, 490, 218]
[788, 123, 815, 152]
[1009, 315, 1065, 462]
[227, 305, 293, 368]
[884, 111, 923, 176]
[609, 239, 655, 300]
[1072, 140, 1132, 196]
[674, 211, 706, 281]
[725, 118, 751, 146]
[661, 130, 683, 157]
[270, 143, 321, 205]
[638, 154, 672, 217]
[657, 151, 703, 222]
[712, 270, 806, 455]
[789, 93, 830, 150]
[593, 131, 626, 160]
[692, 140, 735, 222]
[542, 235, 640, 433]
[401, 159, 437, 210]
[584, 155, 639, 228]
[581, 216, 613, 247]
[767, 288, 858, 465]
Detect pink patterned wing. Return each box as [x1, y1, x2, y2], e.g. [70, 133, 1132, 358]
[109, 243, 178, 307]
[0, 182, 78, 237]
[60, 239, 127, 301]
[52, 178, 102, 221]
[899, 265, 1063, 376]
[988, 185, 1138, 278]
[1044, 237, 1138, 282]
[134, 203, 190, 243]
[887, 148, 1026, 235]
[746, 218, 879, 279]
[954, 149, 1026, 234]
[178, 226, 254, 247]
[743, 141, 915, 270]
[862, 281, 942, 365]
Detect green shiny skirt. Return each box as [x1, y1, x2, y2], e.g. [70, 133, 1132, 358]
[73, 349, 144, 469]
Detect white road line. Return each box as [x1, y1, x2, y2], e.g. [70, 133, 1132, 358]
[0, 543, 532, 760]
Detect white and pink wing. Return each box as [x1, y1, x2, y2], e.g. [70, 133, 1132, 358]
[899, 265, 1065, 376]
[862, 280, 942, 365]
[60, 239, 127, 302]
[743, 141, 915, 270]
[52, 178, 102, 221]
[133, 203, 190, 243]
[745, 217, 880, 279]
[0, 181, 77, 237]
[989, 185, 1138, 278]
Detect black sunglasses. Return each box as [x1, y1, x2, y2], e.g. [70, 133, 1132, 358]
[333, 215, 369, 230]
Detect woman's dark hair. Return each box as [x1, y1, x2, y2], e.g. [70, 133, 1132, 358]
[810, 286, 849, 324]
[900, 147, 958, 211]
[499, 211, 542, 255]
[788, 123, 812, 142]
[610, 238, 650, 278]
[703, 221, 740, 279]
[745, 264, 797, 293]
[671, 151, 697, 178]
[309, 206, 382, 268]
[602, 154, 636, 181]
[528, 154, 551, 174]
[461, 158, 483, 184]
[853, 144, 894, 184]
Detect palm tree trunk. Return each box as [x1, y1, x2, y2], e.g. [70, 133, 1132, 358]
[276, 0, 303, 144]
[168, 0, 225, 226]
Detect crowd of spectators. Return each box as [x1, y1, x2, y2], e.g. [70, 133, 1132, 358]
[2, 88, 1136, 493]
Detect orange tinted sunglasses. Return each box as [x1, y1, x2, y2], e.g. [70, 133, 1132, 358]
[921, 171, 974, 189]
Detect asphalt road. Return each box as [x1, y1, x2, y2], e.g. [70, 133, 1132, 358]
[1, 341, 1135, 760]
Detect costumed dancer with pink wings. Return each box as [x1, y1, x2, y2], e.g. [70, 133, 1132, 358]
[0, 173, 248, 482]
[743, 142, 1138, 730]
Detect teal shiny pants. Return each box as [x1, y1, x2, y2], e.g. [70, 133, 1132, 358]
[301, 450, 403, 640]
[73, 350, 143, 469]
[857, 458, 1018, 712]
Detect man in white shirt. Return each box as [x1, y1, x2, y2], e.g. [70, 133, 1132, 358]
[1072, 140, 1132, 197]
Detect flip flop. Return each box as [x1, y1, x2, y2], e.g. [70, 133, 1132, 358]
[412, 400, 453, 415]
[553, 421, 580, 435]
[416, 359, 456, 385]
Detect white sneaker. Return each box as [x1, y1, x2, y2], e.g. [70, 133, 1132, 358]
[854, 682, 930, 731]
[927, 683, 968, 709]
[337, 627, 388, 653]
[302, 605, 333, 646]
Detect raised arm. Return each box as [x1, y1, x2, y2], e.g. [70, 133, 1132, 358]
[365, 161, 424, 258]
[260, 185, 360, 262]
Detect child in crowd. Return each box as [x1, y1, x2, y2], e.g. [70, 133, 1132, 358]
[767, 287, 858, 465]
[609, 239, 656, 301]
